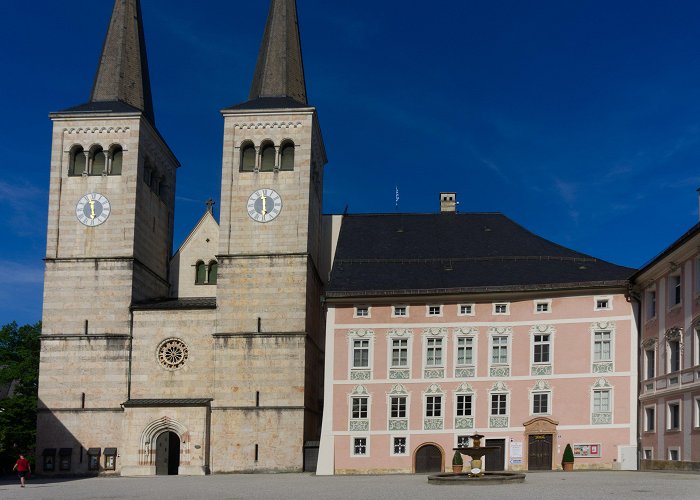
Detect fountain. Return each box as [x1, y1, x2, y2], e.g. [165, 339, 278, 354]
[427, 433, 526, 485]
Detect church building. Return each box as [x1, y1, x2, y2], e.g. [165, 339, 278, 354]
[37, 0, 641, 476]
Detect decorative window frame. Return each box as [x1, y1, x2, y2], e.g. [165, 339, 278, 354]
[668, 272, 682, 309]
[353, 305, 371, 318]
[423, 384, 444, 430]
[643, 404, 656, 433]
[667, 447, 681, 461]
[645, 286, 657, 321]
[454, 382, 475, 430]
[591, 378, 613, 425]
[392, 305, 409, 318]
[423, 328, 447, 379]
[641, 337, 657, 380]
[351, 436, 369, 457]
[488, 326, 512, 377]
[529, 380, 553, 416]
[493, 302, 510, 315]
[694, 395, 700, 429]
[665, 327, 683, 374]
[489, 381, 510, 428]
[666, 399, 681, 431]
[387, 329, 413, 380]
[530, 324, 555, 376]
[458, 303, 475, 316]
[642, 448, 653, 460]
[426, 304, 443, 317]
[590, 321, 615, 373]
[390, 435, 409, 457]
[534, 299, 552, 314]
[347, 329, 374, 381]
[594, 295, 613, 311]
[454, 327, 478, 378]
[387, 384, 410, 432]
[348, 385, 371, 432]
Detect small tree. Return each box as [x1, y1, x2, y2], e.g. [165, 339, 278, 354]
[452, 450, 463, 465]
[562, 444, 575, 465]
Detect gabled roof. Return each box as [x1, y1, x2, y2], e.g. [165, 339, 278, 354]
[172, 210, 219, 259]
[326, 213, 635, 298]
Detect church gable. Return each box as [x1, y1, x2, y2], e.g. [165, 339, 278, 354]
[170, 210, 220, 298]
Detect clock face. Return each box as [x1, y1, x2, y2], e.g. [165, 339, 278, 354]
[76, 193, 111, 227]
[247, 189, 282, 223]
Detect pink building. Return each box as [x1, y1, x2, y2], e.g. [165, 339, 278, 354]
[634, 221, 700, 469]
[317, 200, 638, 474]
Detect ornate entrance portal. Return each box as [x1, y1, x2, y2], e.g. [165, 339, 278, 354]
[155, 431, 180, 475]
[523, 417, 559, 471]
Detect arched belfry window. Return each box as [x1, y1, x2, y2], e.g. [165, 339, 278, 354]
[91, 146, 106, 176]
[208, 260, 218, 285]
[110, 146, 123, 175]
[69, 146, 86, 176]
[195, 261, 206, 285]
[241, 143, 256, 172]
[280, 141, 295, 171]
[260, 142, 276, 172]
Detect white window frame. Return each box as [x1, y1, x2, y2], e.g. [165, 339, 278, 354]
[425, 337, 445, 368]
[667, 338, 681, 373]
[354, 305, 371, 318]
[458, 303, 475, 316]
[456, 336, 476, 367]
[531, 391, 551, 416]
[594, 295, 612, 311]
[493, 302, 510, 315]
[490, 393, 508, 416]
[667, 447, 680, 461]
[592, 330, 613, 362]
[425, 394, 443, 418]
[694, 395, 700, 429]
[352, 338, 370, 369]
[644, 347, 656, 380]
[534, 299, 552, 314]
[392, 305, 409, 318]
[533, 332, 552, 364]
[455, 393, 474, 417]
[667, 400, 681, 431]
[593, 389, 611, 412]
[645, 287, 657, 320]
[643, 404, 656, 433]
[389, 394, 407, 419]
[426, 304, 443, 317]
[694, 326, 700, 367]
[390, 436, 408, 456]
[351, 395, 369, 419]
[643, 448, 653, 460]
[389, 337, 409, 369]
[590, 378, 613, 425]
[348, 330, 374, 380]
[668, 273, 681, 309]
[352, 436, 369, 457]
[490, 335, 510, 365]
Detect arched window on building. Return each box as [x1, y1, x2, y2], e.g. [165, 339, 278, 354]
[91, 146, 106, 176]
[208, 260, 218, 285]
[280, 141, 295, 171]
[69, 146, 86, 176]
[240, 143, 256, 172]
[260, 141, 276, 172]
[195, 261, 206, 285]
[110, 146, 123, 175]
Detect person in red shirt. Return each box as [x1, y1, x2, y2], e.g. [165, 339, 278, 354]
[13, 454, 31, 488]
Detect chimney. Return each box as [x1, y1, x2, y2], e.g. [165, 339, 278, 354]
[440, 192, 457, 213]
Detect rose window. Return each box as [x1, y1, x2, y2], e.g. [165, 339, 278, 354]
[157, 338, 189, 370]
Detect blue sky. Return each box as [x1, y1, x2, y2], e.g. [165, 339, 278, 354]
[1, 0, 699, 326]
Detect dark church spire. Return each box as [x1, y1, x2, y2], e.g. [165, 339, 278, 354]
[249, 0, 308, 105]
[89, 0, 155, 124]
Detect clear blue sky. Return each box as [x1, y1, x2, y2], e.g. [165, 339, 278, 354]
[1, 0, 699, 326]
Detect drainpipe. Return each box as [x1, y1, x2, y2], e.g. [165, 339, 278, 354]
[127, 310, 134, 401]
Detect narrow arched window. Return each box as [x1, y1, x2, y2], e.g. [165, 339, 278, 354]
[91, 147, 105, 175]
[69, 146, 85, 176]
[241, 143, 256, 172]
[280, 142, 295, 171]
[260, 142, 276, 172]
[208, 261, 218, 285]
[195, 261, 206, 284]
[110, 146, 123, 175]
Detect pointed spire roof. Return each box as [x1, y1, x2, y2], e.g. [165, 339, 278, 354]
[60, 0, 155, 124]
[249, 0, 308, 105]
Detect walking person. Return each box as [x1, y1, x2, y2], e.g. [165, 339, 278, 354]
[13, 454, 31, 488]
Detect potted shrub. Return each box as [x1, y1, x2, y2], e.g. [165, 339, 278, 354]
[562, 443, 575, 471]
[452, 450, 464, 473]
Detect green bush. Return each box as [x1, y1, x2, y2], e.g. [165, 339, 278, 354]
[562, 443, 575, 464]
[452, 450, 463, 465]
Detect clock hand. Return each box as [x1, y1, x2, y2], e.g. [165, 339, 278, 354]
[260, 194, 268, 216]
[89, 200, 96, 219]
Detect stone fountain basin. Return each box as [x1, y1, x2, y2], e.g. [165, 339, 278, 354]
[428, 472, 526, 485]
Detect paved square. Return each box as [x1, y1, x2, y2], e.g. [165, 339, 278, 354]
[1, 471, 699, 500]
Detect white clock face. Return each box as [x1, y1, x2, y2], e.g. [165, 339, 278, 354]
[247, 189, 282, 223]
[76, 193, 111, 227]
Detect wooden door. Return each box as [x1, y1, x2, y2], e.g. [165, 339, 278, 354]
[155, 431, 180, 476]
[484, 439, 505, 471]
[415, 445, 442, 473]
[528, 434, 553, 470]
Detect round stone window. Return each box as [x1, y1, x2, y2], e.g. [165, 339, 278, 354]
[157, 338, 189, 370]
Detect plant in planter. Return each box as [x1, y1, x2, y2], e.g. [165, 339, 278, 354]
[452, 450, 464, 473]
[561, 443, 575, 471]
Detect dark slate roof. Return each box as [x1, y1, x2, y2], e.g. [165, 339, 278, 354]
[327, 213, 635, 297]
[222, 96, 310, 111]
[56, 100, 144, 115]
[131, 297, 216, 311]
[122, 399, 213, 408]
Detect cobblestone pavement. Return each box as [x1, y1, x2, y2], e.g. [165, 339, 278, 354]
[0, 471, 698, 500]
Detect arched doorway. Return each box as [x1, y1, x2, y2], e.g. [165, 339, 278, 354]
[414, 444, 443, 473]
[155, 431, 180, 475]
[523, 417, 559, 471]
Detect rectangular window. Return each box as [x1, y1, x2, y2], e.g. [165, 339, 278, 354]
[426, 338, 443, 366]
[352, 397, 368, 419]
[593, 389, 611, 412]
[494, 303, 509, 315]
[668, 448, 679, 461]
[644, 406, 655, 432]
[695, 397, 700, 428]
[391, 396, 407, 418]
[645, 349, 655, 379]
[667, 402, 680, 430]
[535, 300, 550, 313]
[459, 304, 474, 315]
[393, 437, 407, 455]
[533, 334, 551, 364]
[456, 394, 473, 417]
[643, 449, 653, 460]
[491, 394, 507, 415]
[353, 437, 367, 456]
[596, 298, 610, 310]
[532, 393, 549, 414]
[456, 337, 474, 366]
[355, 306, 369, 317]
[393, 305, 407, 317]
[426, 395, 442, 417]
[457, 435, 469, 447]
[646, 289, 656, 319]
[668, 340, 680, 372]
[353, 339, 369, 368]
[428, 305, 442, 316]
[391, 339, 408, 367]
[669, 275, 681, 306]
[593, 331, 612, 361]
[492, 336, 508, 364]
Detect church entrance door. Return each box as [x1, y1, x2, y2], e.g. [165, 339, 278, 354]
[155, 431, 180, 475]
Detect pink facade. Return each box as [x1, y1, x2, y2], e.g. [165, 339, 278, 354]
[318, 293, 638, 474]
